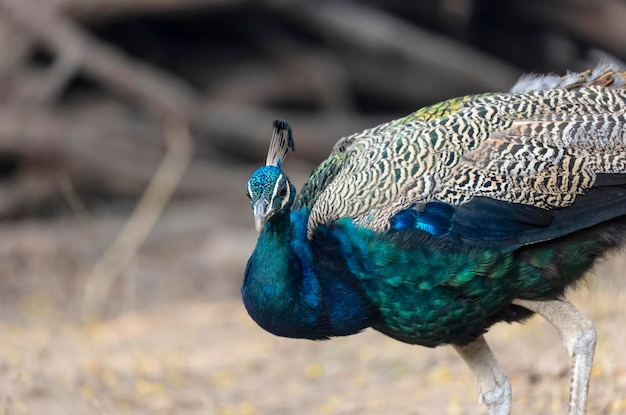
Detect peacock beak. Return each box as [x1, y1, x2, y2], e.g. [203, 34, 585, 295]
[253, 198, 271, 232]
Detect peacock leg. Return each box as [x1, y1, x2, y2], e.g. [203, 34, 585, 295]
[513, 298, 596, 415]
[453, 335, 511, 415]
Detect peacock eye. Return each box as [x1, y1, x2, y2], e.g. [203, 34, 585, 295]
[245, 189, 252, 200]
[279, 184, 288, 197]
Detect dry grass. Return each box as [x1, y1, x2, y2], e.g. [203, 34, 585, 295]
[0, 285, 623, 415]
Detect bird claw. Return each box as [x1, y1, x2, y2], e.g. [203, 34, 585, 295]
[453, 336, 512, 415]
[482, 382, 512, 415]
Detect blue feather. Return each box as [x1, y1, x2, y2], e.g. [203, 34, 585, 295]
[390, 202, 455, 236]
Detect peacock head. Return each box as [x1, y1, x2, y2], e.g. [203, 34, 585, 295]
[246, 120, 296, 232]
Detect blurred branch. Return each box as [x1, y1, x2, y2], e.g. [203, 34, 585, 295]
[0, 100, 370, 202]
[0, 167, 61, 217]
[339, 54, 481, 106]
[0, 0, 197, 114]
[57, 0, 250, 23]
[273, 0, 521, 92]
[511, 0, 626, 58]
[210, 53, 353, 113]
[82, 117, 193, 318]
[194, 102, 392, 162]
[0, 16, 36, 100]
[0, 11, 77, 105]
[0, 106, 248, 198]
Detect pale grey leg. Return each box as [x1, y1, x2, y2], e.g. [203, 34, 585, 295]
[453, 335, 511, 415]
[513, 298, 596, 415]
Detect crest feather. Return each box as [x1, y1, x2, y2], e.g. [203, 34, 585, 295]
[266, 120, 295, 166]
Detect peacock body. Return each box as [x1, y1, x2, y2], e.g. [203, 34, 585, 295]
[243, 62, 626, 415]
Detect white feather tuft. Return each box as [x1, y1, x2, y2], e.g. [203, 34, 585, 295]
[510, 60, 625, 93]
[266, 120, 295, 167]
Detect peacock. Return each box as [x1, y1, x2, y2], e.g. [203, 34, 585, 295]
[242, 61, 626, 415]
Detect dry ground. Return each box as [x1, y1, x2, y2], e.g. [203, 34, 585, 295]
[0, 272, 625, 415]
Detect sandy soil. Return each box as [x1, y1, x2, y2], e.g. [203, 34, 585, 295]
[0, 287, 624, 415]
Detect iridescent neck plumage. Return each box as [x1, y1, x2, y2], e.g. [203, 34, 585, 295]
[242, 210, 374, 340]
[242, 210, 327, 339]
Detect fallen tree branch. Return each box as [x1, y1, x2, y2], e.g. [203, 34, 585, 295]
[0, 0, 198, 115]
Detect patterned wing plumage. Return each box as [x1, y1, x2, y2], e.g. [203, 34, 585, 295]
[298, 63, 626, 239]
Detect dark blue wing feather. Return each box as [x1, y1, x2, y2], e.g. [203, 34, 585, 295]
[389, 173, 626, 250]
[390, 202, 456, 236]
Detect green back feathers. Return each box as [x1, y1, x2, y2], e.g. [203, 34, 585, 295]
[398, 94, 492, 123]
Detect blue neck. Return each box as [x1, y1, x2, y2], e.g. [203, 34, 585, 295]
[242, 210, 373, 340]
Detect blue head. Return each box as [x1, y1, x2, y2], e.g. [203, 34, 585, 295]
[247, 165, 296, 231]
[246, 120, 296, 232]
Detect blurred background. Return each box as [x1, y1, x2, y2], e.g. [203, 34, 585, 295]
[0, 0, 625, 414]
